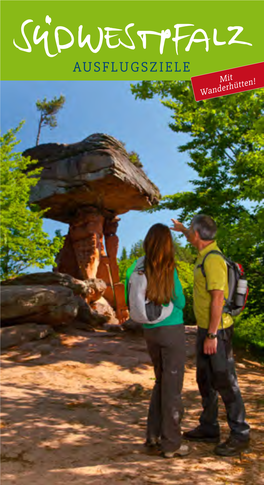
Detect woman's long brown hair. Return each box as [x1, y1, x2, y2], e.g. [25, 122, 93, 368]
[143, 223, 176, 305]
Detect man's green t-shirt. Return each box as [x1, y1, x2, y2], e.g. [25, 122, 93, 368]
[125, 260, 185, 329]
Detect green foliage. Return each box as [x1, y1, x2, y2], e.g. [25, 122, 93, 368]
[118, 258, 135, 285]
[129, 240, 145, 259]
[131, 82, 263, 215]
[120, 141, 143, 168]
[177, 260, 195, 324]
[128, 151, 143, 168]
[131, 81, 264, 329]
[173, 236, 195, 324]
[172, 235, 195, 264]
[36, 95, 66, 145]
[233, 315, 264, 353]
[216, 214, 264, 317]
[0, 124, 64, 280]
[118, 241, 144, 284]
[120, 247, 128, 261]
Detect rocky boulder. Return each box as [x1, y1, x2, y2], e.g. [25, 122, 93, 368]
[23, 133, 161, 223]
[0, 323, 52, 350]
[90, 296, 119, 325]
[1, 271, 106, 300]
[74, 295, 108, 327]
[0, 272, 108, 329]
[1, 285, 79, 326]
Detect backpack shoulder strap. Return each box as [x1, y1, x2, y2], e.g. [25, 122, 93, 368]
[134, 256, 145, 272]
[198, 250, 224, 277]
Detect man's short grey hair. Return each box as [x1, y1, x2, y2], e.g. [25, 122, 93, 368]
[191, 214, 217, 241]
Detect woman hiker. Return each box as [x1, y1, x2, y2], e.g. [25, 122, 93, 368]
[125, 223, 190, 458]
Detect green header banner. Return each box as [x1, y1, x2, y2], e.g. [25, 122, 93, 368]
[1, 1, 263, 80]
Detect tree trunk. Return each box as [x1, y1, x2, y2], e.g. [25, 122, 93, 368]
[36, 115, 43, 146]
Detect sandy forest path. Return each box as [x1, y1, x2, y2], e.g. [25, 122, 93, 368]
[1, 326, 263, 485]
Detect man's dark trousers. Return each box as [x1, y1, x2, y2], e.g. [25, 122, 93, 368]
[144, 324, 186, 453]
[196, 325, 250, 440]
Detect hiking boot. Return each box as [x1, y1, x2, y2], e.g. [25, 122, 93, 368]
[214, 437, 250, 457]
[163, 444, 191, 459]
[183, 426, 220, 443]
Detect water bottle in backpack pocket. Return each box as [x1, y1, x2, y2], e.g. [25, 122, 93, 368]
[235, 278, 248, 307]
[225, 261, 248, 316]
[199, 251, 248, 317]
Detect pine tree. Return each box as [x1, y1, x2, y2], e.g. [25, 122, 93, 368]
[36, 95, 66, 145]
[120, 247, 128, 261]
[129, 240, 145, 259]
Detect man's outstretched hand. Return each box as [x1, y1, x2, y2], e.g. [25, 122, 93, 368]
[170, 219, 185, 233]
[171, 218, 191, 238]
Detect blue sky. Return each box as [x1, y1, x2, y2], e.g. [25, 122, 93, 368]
[1, 80, 195, 264]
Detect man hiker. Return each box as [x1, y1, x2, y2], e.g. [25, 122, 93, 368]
[171, 214, 250, 456]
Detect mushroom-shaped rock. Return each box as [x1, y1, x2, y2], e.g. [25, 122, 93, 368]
[23, 133, 161, 223]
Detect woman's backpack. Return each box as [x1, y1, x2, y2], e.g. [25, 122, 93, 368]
[128, 257, 174, 324]
[199, 250, 248, 317]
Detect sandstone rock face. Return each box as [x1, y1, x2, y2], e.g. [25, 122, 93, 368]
[74, 295, 108, 327]
[1, 272, 106, 300]
[53, 211, 129, 324]
[90, 296, 119, 325]
[0, 323, 52, 350]
[0, 273, 111, 330]
[23, 133, 161, 223]
[1, 285, 79, 326]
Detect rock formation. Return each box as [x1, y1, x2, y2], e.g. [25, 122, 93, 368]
[0, 324, 53, 351]
[23, 134, 161, 324]
[1, 272, 108, 328]
[1, 271, 106, 298]
[23, 133, 160, 222]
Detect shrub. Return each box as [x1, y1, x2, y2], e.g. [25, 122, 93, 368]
[177, 260, 195, 325]
[233, 314, 264, 353]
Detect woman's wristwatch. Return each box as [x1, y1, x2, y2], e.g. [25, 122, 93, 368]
[207, 332, 217, 339]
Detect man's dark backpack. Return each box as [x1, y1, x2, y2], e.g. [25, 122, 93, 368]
[198, 250, 248, 317]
